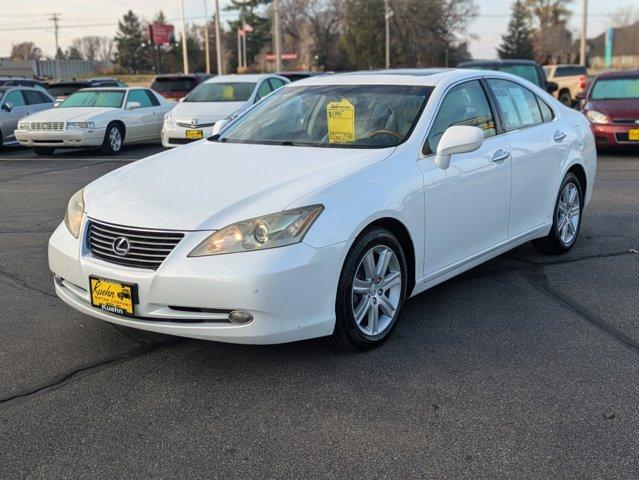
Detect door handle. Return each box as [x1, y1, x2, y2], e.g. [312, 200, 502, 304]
[553, 130, 567, 142]
[491, 149, 510, 164]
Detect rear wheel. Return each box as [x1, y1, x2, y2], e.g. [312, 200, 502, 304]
[332, 227, 407, 351]
[533, 172, 583, 254]
[101, 123, 124, 155]
[33, 147, 55, 156]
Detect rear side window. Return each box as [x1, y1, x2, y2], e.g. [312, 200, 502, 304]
[487, 79, 542, 132]
[23, 90, 50, 105]
[3, 90, 26, 107]
[537, 99, 554, 122]
[425, 80, 496, 153]
[144, 89, 160, 106]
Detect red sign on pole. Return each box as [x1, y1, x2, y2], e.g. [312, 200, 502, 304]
[149, 23, 175, 46]
[266, 53, 298, 61]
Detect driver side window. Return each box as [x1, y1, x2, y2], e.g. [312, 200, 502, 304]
[4, 90, 26, 108]
[425, 80, 496, 154]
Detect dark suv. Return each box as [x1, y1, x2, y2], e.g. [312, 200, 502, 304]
[458, 59, 558, 94]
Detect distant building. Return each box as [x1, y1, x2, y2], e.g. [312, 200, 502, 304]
[586, 21, 639, 69]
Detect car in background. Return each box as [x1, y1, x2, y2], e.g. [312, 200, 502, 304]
[48, 69, 595, 350]
[15, 87, 172, 156]
[161, 74, 289, 147]
[277, 71, 331, 82]
[458, 59, 558, 94]
[150, 74, 211, 101]
[48, 78, 127, 106]
[0, 77, 49, 90]
[0, 86, 54, 148]
[543, 64, 588, 107]
[580, 70, 639, 149]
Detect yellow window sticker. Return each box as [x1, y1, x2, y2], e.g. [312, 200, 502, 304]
[327, 98, 355, 143]
[222, 85, 234, 100]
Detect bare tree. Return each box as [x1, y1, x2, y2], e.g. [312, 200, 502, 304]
[10, 42, 42, 61]
[608, 6, 639, 28]
[70, 36, 113, 62]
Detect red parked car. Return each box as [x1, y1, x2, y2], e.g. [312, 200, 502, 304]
[581, 70, 639, 149]
[150, 73, 211, 101]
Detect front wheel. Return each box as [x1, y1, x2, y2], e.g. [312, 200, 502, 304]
[101, 123, 124, 155]
[332, 227, 407, 351]
[533, 172, 583, 254]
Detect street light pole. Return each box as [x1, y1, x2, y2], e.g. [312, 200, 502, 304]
[214, 0, 223, 74]
[273, 0, 282, 72]
[179, 0, 189, 74]
[203, 0, 211, 74]
[580, 0, 588, 67]
[384, 0, 392, 69]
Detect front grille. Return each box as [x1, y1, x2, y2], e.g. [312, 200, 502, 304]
[87, 221, 185, 270]
[615, 132, 638, 143]
[29, 121, 65, 131]
[176, 121, 216, 128]
[612, 119, 639, 125]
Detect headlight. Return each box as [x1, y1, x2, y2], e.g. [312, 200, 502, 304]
[66, 121, 96, 130]
[18, 121, 30, 130]
[164, 111, 175, 124]
[585, 110, 609, 124]
[188, 205, 323, 257]
[64, 189, 85, 238]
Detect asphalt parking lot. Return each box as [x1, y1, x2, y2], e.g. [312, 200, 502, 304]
[0, 145, 638, 479]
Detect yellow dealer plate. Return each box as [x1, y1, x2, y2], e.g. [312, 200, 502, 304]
[90, 276, 136, 317]
[628, 129, 639, 141]
[186, 129, 204, 140]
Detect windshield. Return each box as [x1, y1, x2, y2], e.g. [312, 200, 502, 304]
[185, 82, 256, 102]
[218, 84, 432, 149]
[151, 78, 197, 92]
[497, 65, 541, 86]
[591, 78, 639, 100]
[59, 90, 124, 108]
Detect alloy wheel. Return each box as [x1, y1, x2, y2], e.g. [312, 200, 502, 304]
[109, 127, 122, 152]
[557, 182, 580, 245]
[351, 245, 402, 337]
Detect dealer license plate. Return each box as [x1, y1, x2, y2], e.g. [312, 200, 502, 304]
[628, 129, 639, 141]
[89, 276, 136, 317]
[185, 129, 204, 140]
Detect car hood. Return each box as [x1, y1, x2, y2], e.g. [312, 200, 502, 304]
[25, 107, 115, 123]
[587, 99, 639, 120]
[171, 101, 246, 124]
[84, 141, 395, 231]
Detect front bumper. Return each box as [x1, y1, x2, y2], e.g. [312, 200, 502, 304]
[161, 123, 215, 148]
[590, 123, 639, 148]
[48, 219, 345, 344]
[15, 128, 105, 148]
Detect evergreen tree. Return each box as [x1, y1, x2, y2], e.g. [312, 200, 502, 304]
[341, 0, 385, 69]
[225, 0, 271, 71]
[114, 10, 150, 73]
[497, 0, 534, 59]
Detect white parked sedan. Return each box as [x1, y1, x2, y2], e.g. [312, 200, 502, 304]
[161, 74, 289, 147]
[15, 87, 172, 156]
[48, 70, 596, 350]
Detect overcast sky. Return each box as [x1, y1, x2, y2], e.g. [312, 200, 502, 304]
[0, 0, 635, 62]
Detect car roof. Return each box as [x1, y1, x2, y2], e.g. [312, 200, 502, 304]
[50, 80, 92, 86]
[203, 74, 285, 84]
[595, 69, 639, 79]
[78, 87, 140, 92]
[459, 59, 539, 67]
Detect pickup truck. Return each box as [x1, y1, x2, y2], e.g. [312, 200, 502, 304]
[543, 64, 588, 107]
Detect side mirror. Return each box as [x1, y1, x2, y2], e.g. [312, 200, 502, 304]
[178, 97, 186, 103]
[2, 102, 13, 112]
[125, 101, 142, 110]
[546, 81, 559, 94]
[434, 125, 484, 170]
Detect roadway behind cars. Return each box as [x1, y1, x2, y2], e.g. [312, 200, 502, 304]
[0, 147, 637, 477]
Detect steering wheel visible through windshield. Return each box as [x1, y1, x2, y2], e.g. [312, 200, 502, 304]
[217, 84, 433, 148]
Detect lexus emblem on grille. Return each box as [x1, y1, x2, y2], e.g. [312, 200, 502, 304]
[113, 237, 131, 256]
[190, 117, 198, 126]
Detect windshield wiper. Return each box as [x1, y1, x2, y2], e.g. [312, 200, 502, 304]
[280, 141, 296, 146]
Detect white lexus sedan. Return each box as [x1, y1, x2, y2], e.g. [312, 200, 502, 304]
[48, 70, 596, 350]
[161, 74, 289, 147]
[15, 87, 172, 156]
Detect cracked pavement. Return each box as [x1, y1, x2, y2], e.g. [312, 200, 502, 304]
[0, 146, 638, 479]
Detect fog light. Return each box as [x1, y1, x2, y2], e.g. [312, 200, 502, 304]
[229, 310, 253, 324]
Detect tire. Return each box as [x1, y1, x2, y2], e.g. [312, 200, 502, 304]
[331, 227, 408, 351]
[101, 122, 124, 155]
[33, 147, 55, 156]
[558, 91, 572, 107]
[533, 172, 583, 255]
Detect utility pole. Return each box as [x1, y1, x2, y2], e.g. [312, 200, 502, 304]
[214, 0, 223, 74]
[580, 0, 588, 67]
[203, 0, 211, 74]
[179, 0, 189, 74]
[50, 13, 61, 79]
[384, 0, 393, 69]
[273, 0, 282, 72]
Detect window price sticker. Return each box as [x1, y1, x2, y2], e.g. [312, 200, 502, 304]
[327, 98, 355, 143]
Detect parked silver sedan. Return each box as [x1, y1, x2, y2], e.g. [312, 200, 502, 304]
[0, 86, 54, 148]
